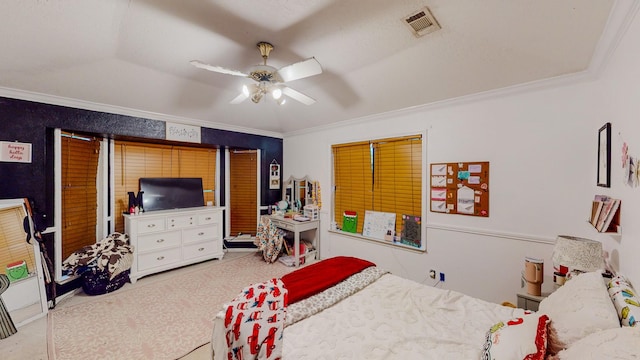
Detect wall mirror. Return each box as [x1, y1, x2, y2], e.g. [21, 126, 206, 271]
[0, 198, 48, 327]
[283, 175, 318, 213]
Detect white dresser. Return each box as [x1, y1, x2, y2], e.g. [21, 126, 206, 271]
[124, 206, 224, 283]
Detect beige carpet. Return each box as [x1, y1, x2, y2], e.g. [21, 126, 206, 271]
[48, 253, 300, 360]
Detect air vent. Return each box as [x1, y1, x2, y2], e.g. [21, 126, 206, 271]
[403, 7, 440, 37]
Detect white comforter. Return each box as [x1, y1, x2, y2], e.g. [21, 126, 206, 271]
[281, 273, 524, 360]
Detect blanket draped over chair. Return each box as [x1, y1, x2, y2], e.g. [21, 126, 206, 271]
[254, 216, 285, 263]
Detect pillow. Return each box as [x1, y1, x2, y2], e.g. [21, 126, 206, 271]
[547, 327, 640, 360]
[608, 275, 640, 327]
[538, 271, 620, 347]
[481, 312, 549, 360]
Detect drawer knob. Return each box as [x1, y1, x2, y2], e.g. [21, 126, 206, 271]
[156, 239, 164, 243]
[205, 217, 211, 220]
[198, 232, 205, 236]
[198, 247, 205, 251]
[157, 256, 165, 261]
[147, 224, 156, 228]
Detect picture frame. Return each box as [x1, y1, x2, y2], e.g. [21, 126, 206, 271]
[597, 122, 611, 187]
[269, 162, 280, 190]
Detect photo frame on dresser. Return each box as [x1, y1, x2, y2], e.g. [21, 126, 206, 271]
[597, 122, 611, 187]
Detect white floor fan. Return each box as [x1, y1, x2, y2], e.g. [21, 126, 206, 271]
[191, 41, 322, 105]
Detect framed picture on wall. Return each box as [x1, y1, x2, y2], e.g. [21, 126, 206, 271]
[597, 122, 611, 187]
[269, 162, 280, 190]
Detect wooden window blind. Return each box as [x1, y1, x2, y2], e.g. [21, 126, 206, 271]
[333, 141, 373, 234]
[229, 151, 258, 236]
[61, 133, 100, 260]
[333, 135, 422, 236]
[0, 206, 36, 276]
[113, 141, 216, 233]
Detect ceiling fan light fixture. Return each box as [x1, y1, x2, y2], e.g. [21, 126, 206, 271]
[250, 91, 263, 103]
[272, 87, 282, 100]
[242, 84, 250, 96]
[277, 97, 286, 106]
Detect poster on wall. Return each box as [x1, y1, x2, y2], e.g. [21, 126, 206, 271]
[429, 161, 489, 217]
[269, 161, 280, 190]
[0, 141, 32, 163]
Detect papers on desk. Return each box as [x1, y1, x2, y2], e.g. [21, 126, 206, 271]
[293, 215, 310, 221]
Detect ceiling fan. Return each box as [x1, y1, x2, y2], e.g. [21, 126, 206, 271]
[190, 42, 323, 105]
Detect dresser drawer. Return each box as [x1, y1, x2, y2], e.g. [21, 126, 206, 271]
[137, 218, 166, 234]
[167, 215, 196, 229]
[271, 219, 294, 231]
[183, 240, 221, 260]
[183, 225, 218, 244]
[137, 248, 181, 271]
[197, 212, 219, 225]
[137, 231, 181, 252]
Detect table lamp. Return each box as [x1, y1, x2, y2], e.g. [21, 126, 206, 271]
[552, 235, 604, 283]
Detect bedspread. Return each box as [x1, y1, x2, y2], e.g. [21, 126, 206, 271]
[282, 273, 525, 360]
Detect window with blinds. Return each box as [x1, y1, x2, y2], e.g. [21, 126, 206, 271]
[61, 133, 100, 260]
[0, 205, 36, 277]
[229, 150, 258, 236]
[332, 135, 422, 243]
[113, 141, 217, 233]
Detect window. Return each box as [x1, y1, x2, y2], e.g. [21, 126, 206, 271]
[332, 134, 423, 249]
[60, 132, 100, 260]
[113, 141, 217, 233]
[228, 150, 258, 236]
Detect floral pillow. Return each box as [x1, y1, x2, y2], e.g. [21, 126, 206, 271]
[608, 275, 640, 327]
[481, 312, 549, 360]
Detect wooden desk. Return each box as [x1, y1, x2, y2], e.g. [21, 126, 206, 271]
[269, 216, 319, 267]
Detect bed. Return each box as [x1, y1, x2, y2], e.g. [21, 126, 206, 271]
[211, 256, 640, 360]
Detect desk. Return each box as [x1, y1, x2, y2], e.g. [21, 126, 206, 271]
[269, 216, 320, 267]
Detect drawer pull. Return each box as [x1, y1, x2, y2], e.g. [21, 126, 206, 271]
[157, 256, 165, 261]
[156, 239, 164, 243]
[204, 217, 212, 221]
[198, 232, 205, 236]
[147, 224, 156, 228]
[198, 247, 205, 251]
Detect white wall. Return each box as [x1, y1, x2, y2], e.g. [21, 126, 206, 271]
[283, 9, 640, 304]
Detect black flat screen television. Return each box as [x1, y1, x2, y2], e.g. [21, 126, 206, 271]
[139, 177, 204, 212]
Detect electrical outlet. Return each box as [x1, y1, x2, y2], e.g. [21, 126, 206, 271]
[439, 272, 445, 282]
[429, 270, 436, 279]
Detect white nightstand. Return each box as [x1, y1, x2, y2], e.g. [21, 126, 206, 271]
[517, 280, 558, 311]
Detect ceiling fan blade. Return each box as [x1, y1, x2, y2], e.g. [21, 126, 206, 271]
[190, 60, 248, 77]
[230, 92, 249, 104]
[281, 86, 316, 105]
[277, 57, 322, 83]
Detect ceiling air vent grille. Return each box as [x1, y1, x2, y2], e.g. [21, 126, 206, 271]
[403, 7, 440, 37]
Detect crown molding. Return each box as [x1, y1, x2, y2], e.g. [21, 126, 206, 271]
[0, 86, 284, 139]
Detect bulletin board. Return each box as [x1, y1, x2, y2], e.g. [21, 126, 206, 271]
[430, 161, 489, 217]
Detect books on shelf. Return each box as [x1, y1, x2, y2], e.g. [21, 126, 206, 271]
[590, 200, 604, 226]
[599, 199, 621, 232]
[591, 195, 620, 232]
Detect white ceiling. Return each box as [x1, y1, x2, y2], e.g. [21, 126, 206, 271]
[0, 0, 633, 136]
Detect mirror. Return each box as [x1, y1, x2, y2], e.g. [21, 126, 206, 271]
[283, 176, 319, 213]
[0, 198, 48, 327]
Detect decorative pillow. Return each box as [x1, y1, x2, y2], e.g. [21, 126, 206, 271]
[538, 271, 620, 347]
[481, 312, 549, 360]
[608, 275, 640, 327]
[547, 327, 640, 360]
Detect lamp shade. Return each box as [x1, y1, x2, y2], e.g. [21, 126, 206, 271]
[552, 235, 604, 273]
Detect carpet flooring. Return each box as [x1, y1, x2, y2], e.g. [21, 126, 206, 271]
[48, 252, 300, 360]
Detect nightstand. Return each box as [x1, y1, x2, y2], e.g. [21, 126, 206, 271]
[516, 279, 558, 311]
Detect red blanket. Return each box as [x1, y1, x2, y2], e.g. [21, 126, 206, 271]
[281, 256, 375, 304]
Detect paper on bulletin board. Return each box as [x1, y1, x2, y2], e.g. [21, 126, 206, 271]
[362, 211, 396, 240]
[429, 162, 489, 217]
